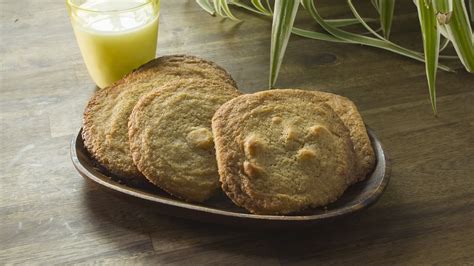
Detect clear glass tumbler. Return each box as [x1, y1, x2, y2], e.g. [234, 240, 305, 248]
[67, 0, 160, 88]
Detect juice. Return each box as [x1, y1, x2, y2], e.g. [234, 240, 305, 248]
[68, 0, 160, 88]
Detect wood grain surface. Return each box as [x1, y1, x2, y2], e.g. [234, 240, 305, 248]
[1, 0, 473, 264]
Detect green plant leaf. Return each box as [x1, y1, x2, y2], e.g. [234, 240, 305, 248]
[433, 0, 453, 14]
[269, 0, 300, 87]
[265, 0, 273, 14]
[433, 0, 453, 26]
[416, 0, 440, 114]
[218, 0, 240, 20]
[215, 2, 375, 27]
[230, 0, 272, 16]
[251, 0, 271, 15]
[378, 0, 396, 39]
[348, 0, 386, 40]
[438, 0, 474, 72]
[196, 0, 215, 15]
[301, 0, 308, 10]
[195, 0, 469, 114]
[348, 0, 444, 61]
[213, 0, 223, 17]
[439, 36, 450, 51]
[231, 1, 270, 16]
[292, 27, 350, 43]
[326, 18, 378, 27]
[302, 0, 453, 72]
[470, 0, 474, 23]
[371, 0, 379, 10]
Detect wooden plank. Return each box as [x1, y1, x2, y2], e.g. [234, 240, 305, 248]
[1, 0, 473, 264]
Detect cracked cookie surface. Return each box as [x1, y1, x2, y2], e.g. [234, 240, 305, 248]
[212, 89, 357, 214]
[128, 79, 241, 202]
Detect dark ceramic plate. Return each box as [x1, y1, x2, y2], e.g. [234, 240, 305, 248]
[71, 128, 390, 228]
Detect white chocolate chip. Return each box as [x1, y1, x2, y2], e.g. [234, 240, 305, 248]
[186, 127, 213, 149]
[244, 134, 262, 158]
[297, 147, 317, 161]
[243, 161, 264, 177]
[272, 116, 282, 124]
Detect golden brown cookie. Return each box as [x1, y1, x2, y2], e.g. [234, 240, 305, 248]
[309, 91, 375, 182]
[212, 89, 357, 214]
[82, 55, 237, 184]
[128, 79, 241, 202]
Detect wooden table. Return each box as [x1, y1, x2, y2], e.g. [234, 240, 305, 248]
[1, 0, 473, 264]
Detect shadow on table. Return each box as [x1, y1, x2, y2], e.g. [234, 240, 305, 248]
[81, 180, 408, 263]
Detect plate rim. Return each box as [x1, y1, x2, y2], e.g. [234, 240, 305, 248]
[70, 127, 391, 222]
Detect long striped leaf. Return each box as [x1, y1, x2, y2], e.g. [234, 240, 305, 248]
[416, 0, 440, 114]
[301, 0, 453, 72]
[231, 1, 270, 16]
[348, 0, 386, 40]
[433, 0, 453, 14]
[251, 0, 271, 15]
[348, 0, 443, 61]
[326, 18, 378, 27]
[269, 0, 300, 87]
[265, 0, 272, 14]
[371, 0, 379, 10]
[196, 0, 215, 15]
[292, 27, 350, 43]
[433, 0, 452, 55]
[378, 0, 396, 39]
[218, 0, 240, 21]
[470, 0, 473, 23]
[440, 36, 450, 51]
[213, 0, 223, 17]
[438, 0, 474, 72]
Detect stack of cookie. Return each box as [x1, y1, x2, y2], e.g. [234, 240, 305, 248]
[82, 55, 240, 202]
[82, 55, 375, 215]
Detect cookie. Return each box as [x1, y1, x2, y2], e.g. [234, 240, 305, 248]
[310, 91, 375, 182]
[82, 55, 237, 184]
[128, 79, 241, 202]
[212, 89, 357, 214]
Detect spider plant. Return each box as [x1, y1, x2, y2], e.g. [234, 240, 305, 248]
[196, 0, 474, 114]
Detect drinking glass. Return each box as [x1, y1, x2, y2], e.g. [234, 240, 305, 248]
[67, 0, 160, 88]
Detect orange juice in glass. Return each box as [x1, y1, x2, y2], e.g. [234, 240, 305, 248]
[67, 0, 160, 88]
